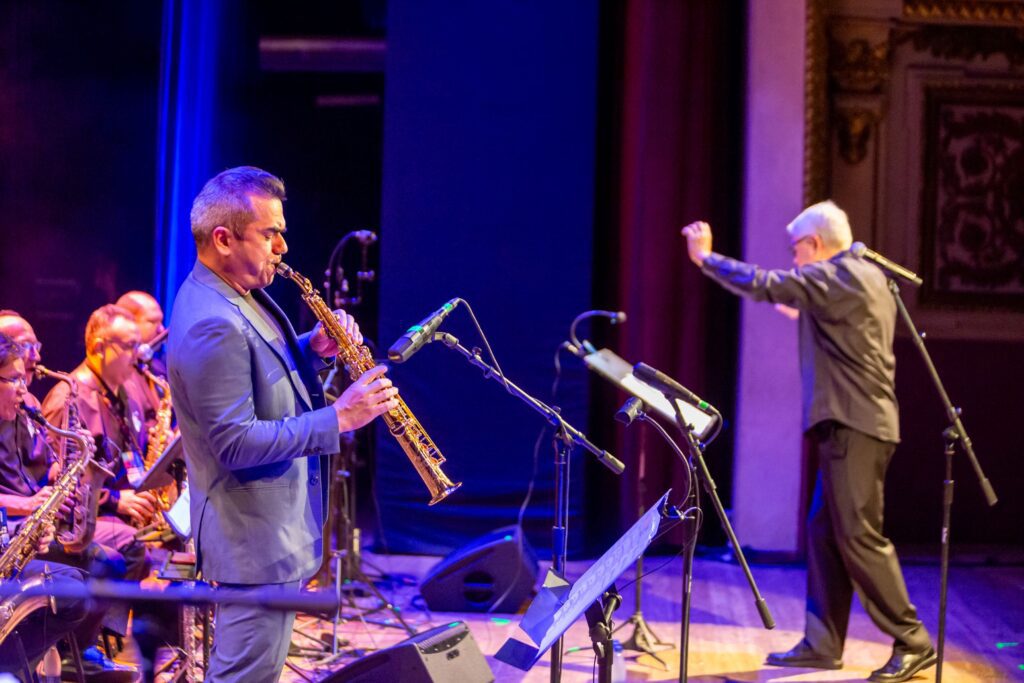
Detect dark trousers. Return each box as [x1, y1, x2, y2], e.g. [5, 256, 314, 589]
[0, 560, 89, 676]
[805, 421, 932, 657]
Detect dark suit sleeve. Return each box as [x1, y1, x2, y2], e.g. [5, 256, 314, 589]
[700, 252, 863, 316]
[296, 331, 334, 374]
[174, 317, 338, 470]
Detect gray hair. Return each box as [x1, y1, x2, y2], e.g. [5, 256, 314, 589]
[190, 166, 286, 248]
[786, 200, 853, 251]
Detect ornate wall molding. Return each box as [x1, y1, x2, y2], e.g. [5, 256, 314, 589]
[803, 0, 829, 205]
[892, 24, 1024, 65]
[903, 0, 1024, 24]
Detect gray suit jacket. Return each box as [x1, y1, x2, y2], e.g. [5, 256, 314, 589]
[167, 261, 337, 584]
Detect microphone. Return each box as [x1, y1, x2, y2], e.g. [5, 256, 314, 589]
[353, 230, 377, 245]
[137, 343, 155, 364]
[387, 298, 461, 363]
[615, 397, 645, 426]
[850, 242, 923, 287]
[632, 362, 715, 414]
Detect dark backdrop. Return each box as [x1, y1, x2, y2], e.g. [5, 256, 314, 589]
[0, 2, 162, 393]
[373, 0, 599, 556]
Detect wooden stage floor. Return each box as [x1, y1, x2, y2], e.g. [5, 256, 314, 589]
[283, 550, 1023, 682]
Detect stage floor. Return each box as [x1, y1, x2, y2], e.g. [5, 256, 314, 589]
[282, 550, 1023, 682]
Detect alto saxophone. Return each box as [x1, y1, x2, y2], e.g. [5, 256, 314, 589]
[134, 363, 178, 537]
[276, 262, 461, 505]
[0, 406, 96, 580]
[35, 364, 111, 553]
[0, 405, 106, 644]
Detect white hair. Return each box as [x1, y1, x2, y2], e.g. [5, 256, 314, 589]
[786, 200, 853, 250]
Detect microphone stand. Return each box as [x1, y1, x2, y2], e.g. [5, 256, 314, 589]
[886, 279, 998, 682]
[621, 398, 773, 683]
[432, 332, 624, 683]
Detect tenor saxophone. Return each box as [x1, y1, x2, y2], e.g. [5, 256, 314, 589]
[276, 262, 461, 505]
[35, 364, 111, 553]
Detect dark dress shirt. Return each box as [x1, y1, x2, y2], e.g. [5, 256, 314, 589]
[0, 414, 51, 497]
[701, 249, 899, 443]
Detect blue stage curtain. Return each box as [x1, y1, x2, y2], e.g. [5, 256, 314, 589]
[375, 1, 600, 557]
[153, 0, 229, 312]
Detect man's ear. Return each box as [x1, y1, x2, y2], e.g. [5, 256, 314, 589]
[210, 225, 233, 254]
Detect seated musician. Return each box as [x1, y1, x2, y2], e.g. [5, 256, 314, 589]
[116, 291, 169, 430]
[0, 331, 136, 681]
[40, 304, 158, 580]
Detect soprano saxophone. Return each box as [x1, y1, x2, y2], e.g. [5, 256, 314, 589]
[276, 262, 461, 504]
[35, 364, 111, 553]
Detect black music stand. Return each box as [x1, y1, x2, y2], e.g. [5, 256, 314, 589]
[134, 434, 182, 493]
[496, 491, 673, 682]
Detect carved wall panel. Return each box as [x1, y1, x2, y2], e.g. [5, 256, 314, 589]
[806, 0, 1024, 338]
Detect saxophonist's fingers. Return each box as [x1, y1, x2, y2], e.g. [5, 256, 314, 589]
[357, 364, 389, 385]
[333, 309, 363, 344]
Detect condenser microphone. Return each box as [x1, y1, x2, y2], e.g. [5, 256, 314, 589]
[387, 298, 461, 363]
[632, 362, 715, 414]
[615, 397, 645, 426]
[850, 242, 923, 286]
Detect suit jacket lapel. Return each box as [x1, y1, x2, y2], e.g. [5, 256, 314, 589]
[191, 263, 314, 411]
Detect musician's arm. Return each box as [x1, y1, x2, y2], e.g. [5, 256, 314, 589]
[700, 253, 850, 312]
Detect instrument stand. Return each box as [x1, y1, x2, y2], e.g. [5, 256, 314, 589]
[611, 432, 672, 669]
[311, 432, 360, 588]
[432, 332, 624, 683]
[585, 586, 623, 683]
[886, 279, 998, 682]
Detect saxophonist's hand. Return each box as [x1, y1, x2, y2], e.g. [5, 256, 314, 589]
[310, 309, 362, 358]
[332, 365, 399, 432]
[117, 490, 159, 527]
[37, 521, 56, 554]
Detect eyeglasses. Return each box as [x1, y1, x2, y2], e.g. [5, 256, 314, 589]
[100, 338, 141, 353]
[17, 341, 42, 355]
[0, 375, 27, 389]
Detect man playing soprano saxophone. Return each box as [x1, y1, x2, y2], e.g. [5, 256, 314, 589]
[167, 166, 398, 682]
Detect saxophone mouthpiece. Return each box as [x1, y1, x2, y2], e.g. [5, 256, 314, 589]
[18, 402, 46, 426]
[275, 262, 293, 277]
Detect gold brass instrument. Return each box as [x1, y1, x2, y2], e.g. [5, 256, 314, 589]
[0, 406, 95, 580]
[0, 405, 111, 644]
[34, 364, 111, 553]
[276, 262, 461, 505]
[134, 363, 178, 538]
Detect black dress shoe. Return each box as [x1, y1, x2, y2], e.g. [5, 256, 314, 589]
[868, 646, 937, 683]
[765, 640, 843, 670]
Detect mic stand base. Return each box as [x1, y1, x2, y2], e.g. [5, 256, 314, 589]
[612, 607, 673, 669]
